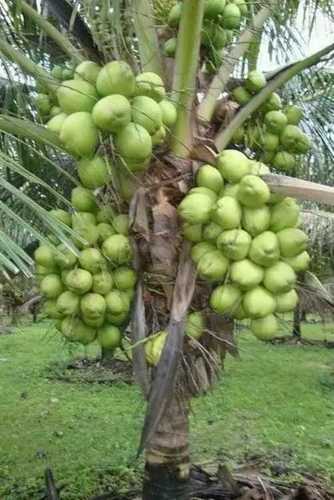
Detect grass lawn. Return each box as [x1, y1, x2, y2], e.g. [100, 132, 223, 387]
[1, 320, 334, 499]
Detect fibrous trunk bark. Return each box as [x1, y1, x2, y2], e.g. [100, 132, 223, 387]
[292, 304, 302, 338]
[143, 395, 190, 500]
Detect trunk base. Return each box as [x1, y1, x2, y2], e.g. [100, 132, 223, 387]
[143, 462, 190, 500]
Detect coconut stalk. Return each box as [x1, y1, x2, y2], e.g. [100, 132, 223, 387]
[214, 42, 334, 151]
[19, 1, 85, 64]
[197, 2, 276, 123]
[131, 0, 164, 77]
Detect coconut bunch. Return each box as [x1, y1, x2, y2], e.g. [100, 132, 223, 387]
[230, 70, 311, 173]
[163, 0, 248, 70]
[178, 149, 311, 341]
[36, 59, 177, 171]
[34, 198, 137, 352]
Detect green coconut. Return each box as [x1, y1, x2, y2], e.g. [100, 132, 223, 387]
[245, 70, 266, 94]
[242, 205, 270, 236]
[56, 291, 80, 316]
[152, 126, 167, 146]
[267, 192, 284, 205]
[164, 37, 177, 57]
[249, 231, 280, 267]
[92, 271, 113, 295]
[61, 317, 96, 344]
[78, 156, 109, 189]
[74, 60, 101, 85]
[79, 248, 106, 274]
[232, 86, 251, 105]
[186, 311, 205, 340]
[251, 314, 278, 340]
[189, 187, 218, 203]
[56, 79, 97, 114]
[261, 93, 282, 112]
[116, 123, 152, 162]
[178, 193, 214, 225]
[273, 151, 296, 172]
[49, 209, 72, 227]
[97, 223, 116, 242]
[80, 293, 106, 319]
[82, 316, 105, 328]
[202, 23, 227, 50]
[43, 299, 63, 319]
[96, 61, 136, 97]
[260, 151, 275, 164]
[159, 99, 177, 127]
[204, 0, 226, 18]
[277, 228, 308, 257]
[270, 197, 299, 232]
[223, 183, 240, 198]
[217, 228, 251, 260]
[135, 72, 166, 102]
[147, 331, 168, 366]
[46, 112, 67, 134]
[191, 241, 216, 264]
[112, 214, 130, 235]
[231, 0, 247, 16]
[183, 223, 203, 242]
[60, 269, 71, 283]
[65, 268, 93, 295]
[285, 105, 303, 125]
[230, 259, 264, 290]
[202, 222, 222, 242]
[40, 274, 64, 299]
[72, 212, 96, 227]
[51, 65, 63, 80]
[34, 245, 56, 268]
[71, 186, 97, 213]
[35, 93, 51, 115]
[92, 94, 131, 133]
[72, 224, 99, 249]
[237, 175, 270, 208]
[96, 207, 116, 224]
[213, 196, 242, 229]
[105, 289, 130, 315]
[132, 96, 163, 135]
[197, 250, 229, 282]
[124, 157, 151, 173]
[60, 112, 98, 157]
[221, 3, 241, 29]
[264, 110, 288, 134]
[260, 132, 279, 152]
[36, 264, 54, 281]
[113, 267, 137, 290]
[102, 234, 133, 265]
[283, 251, 310, 272]
[217, 150, 250, 183]
[106, 311, 129, 326]
[196, 165, 224, 194]
[263, 261, 296, 294]
[54, 244, 77, 269]
[275, 289, 298, 313]
[210, 284, 242, 315]
[168, 2, 182, 27]
[233, 304, 247, 320]
[243, 286, 276, 318]
[280, 125, 311, 154]
[97, 324, 121, 350]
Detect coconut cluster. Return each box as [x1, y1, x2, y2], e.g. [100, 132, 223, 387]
[231, 71, 311, 173]
[178, 149, 310, 341]
[34, 203, 137, 350]
[164, 0, 248, 70]
[36, 60, 177, 171]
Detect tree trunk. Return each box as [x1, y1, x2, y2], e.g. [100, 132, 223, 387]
[143, 395, 190, 500]
[292, 303, 301, 338]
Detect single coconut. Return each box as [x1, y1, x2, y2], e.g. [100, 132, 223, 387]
[105, 289, 130, 315]
[102, 234, 133, 265]
[97, 223, 116, 242]
[40, 274, 64, 299]
[178, 193, 214, 225]
[232, 86, 251, 105]
[61, 317, 96, 344]
[217, 228, 251, 260]
[116, 123, 152, 162]
[78, 156, 109, 189]
[54, 244, 77, 269]
[263, 261, 296, 294]
[280, 125, 311, 154]
[273, 151, 296, 172]
[217, 150, 250, 183]
[202, 222, 222, 242]
[96, 61, 136, 97]
[283, 251, 310, 272]
[135, 72, 166, 101]
[270, 197, 299, 232]
[189, 187, 218, 203]
[113, 267, 137, 290]
[245, 70, 266, 94]
[164, 37, 177, 57]
[230, 259, 264, 290]
[80, 292, 106, 319]
[168, 2, 182, 26]
[251, 314, 278, 340]
[65, 268, 93, 295]
[183, 223, 203, 243]
[204, 0, 226, 18]
[264, 110, 288, 134]
[79, 248, 106, 274]
[72, 224, 99, 249]
[249, 231, 280, 267]
[197, 250, 229, 282]
[212, 196, 242, 229]
[92, 94, 131, 132]
[49, 209, 72, 227]
[191, 242, 216, 264]
[56, 291, 80, 316]
[260, 132, 279, 152]
[112, 214, 130, 235]
[152, 126, 167, 146]
[72, 212, 96, 227]
[34, 245, 56, 268]
[60, 112, 98, 157]
[237, 175, 270, 208]
[186, 311, 205, 340]
[159, 99, 177, 127]
[106, 311, 129, 326]
[221, 3, 241, 29]
[275, 289, 298, 313]
[132, 95, 163, 135]
[284, 105, 303, 125]
[56, 79, 97, 114]
[71, 186, 97, 213]
[43, 300, 63, 319]
[46, 112, 67, 134]
[243, 286, 276, 318]
[97, 324, 121, 350]
[242, 205, 270, 236]
[210, 284, 242, 315]
[74, 60, 101, 85]
[35, 93, 51, 115]
[261, 93, 282, 112]
[277, 228, 308, 257]
[92, 271, 113, 295]
[196, 164, 224, 194]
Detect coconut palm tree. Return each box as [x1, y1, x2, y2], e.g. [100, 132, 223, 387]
[0, 1, 334, 498]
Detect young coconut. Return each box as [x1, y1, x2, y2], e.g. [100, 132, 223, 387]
[132, 96, 163, 135]
[185, 312, 205, 340]
[212, 196, 242, 229]
[56, 291, 80, 316]
[135, 72, 166, 102]
[40, 274, 64, 299]
[56, 80, 97, 114]
[96, 61, 136, 97]
[196, 165, 224, 194]
[78, 156, 110, 189]
[178, 193, 214, 225]
[237, 175, 270, 208]
[80, 293, 107, 319]
[97, 324, 121, 350]
[275, 289, 299, 313]
[242, 205, 271, 236]
[251, 314, 278, 340]
[197, 250, 229, 282]
[71, 186, 97, 213]
[79, 248, 106, 274]
[92, 271, 113, 295]
[65, 269, 93, 295]
[92, 94, 131, 132]
[230, 259, 264, 290]
[248, 231, 280, 267]
[210, 284, 242, 315]
[216, 150, 250, 183]
[245, 70, 266, 94]
[263, 261, 296, 294]
[276, 228, 308, 257]
[116, 123, 152, 163]
[102, 234, 133, 265]
[60, 112, 98, 157]
[74, 60, 101, 85]
[217, 229, 251, 260]
[243, 286, 276, 318]
[191, 242, 216, 264]
[270, 197, 299, 232]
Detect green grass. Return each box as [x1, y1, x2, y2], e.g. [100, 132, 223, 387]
[1, 321, 334, 498]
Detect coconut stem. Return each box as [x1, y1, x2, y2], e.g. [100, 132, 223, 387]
[170, 0, 205, 157]
[132, 0, 164, 77]
[0, 114, 64, 149]
[197, 2, 276, 123]
[214, 42, 334, 152]
[20, 1, 85, 64]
